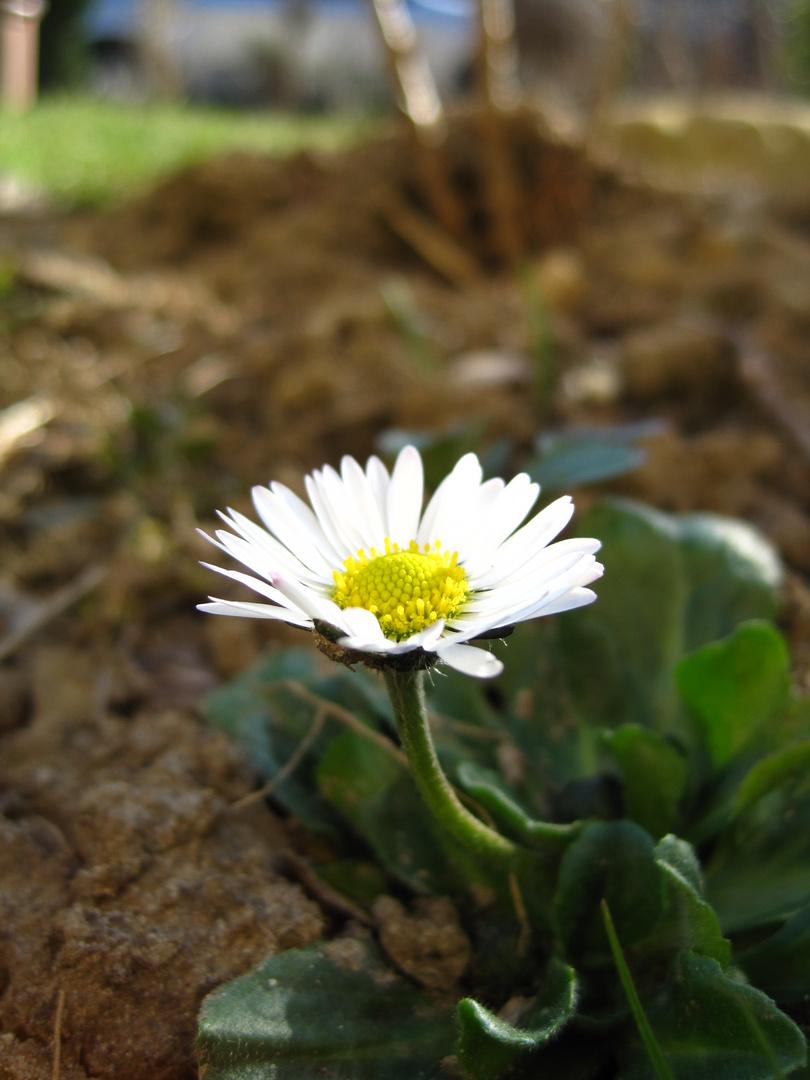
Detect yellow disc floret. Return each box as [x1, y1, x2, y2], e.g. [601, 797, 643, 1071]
[332, 538, 468, 641]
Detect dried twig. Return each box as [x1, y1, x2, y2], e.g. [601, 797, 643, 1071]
[275, 679, 408, 766]
[0, 565, 107, 664]
[51, 988, 65, 1080]
[377, 190, 480, 286]
[429, 711, 507, 742]
[18, 250, 236, 334]
[226, 706, 327, 815]
[271, 849, 375, 926]
[738, 336, 810, 468]
[508, 872, 532, 957]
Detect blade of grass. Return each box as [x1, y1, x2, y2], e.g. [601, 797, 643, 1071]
[381, 278, 438, 372]
[521, 271, 556, 420]
[600, 898, 675, 1080]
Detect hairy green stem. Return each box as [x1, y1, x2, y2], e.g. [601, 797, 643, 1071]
[385, 667, 526, 873]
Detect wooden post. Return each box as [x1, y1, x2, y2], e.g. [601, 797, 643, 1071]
[478, 0, 520, 112]
[139, 0, 184, 99]
[585, 0, 641, 148]
[368, 0, 469, 244]
[475, 0, 524, 265]
[0, 0, 46, 113]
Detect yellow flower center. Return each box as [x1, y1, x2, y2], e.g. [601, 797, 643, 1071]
[332, 538, 468, 642]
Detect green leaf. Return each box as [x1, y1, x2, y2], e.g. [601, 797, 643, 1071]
[456, 761, 584, 852]
[489, 616, 594, 792]
[704, 753, 810, 934]
[676, 622, 791, 768]
[654, 834, 705, 895]
[603, 725, 688, 837]
[734, 741, 810, 816]
[623, 951, 807, 1080]
[527, 425, 653, 494]
[553, 820, 663, 967]
[203, 649, 339, 831]
[601, 899, 675, 1080]
[316, 730, 488, 894]
[196, 939, 456, 1079]
[677, 514, 783, 654]
[559, 500, 685, 735]
[651, 838, 730, 968]
[456, 959, 579, 1080]
[314, 860, 386, 907]
[736, 905, 810, 1005]
[558, 501, 784, 747]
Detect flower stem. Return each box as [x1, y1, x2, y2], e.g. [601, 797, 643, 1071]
[385, 668, 526, 873]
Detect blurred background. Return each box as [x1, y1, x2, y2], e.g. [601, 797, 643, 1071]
[4, 3, 810, 1077]
[23, 0, 810, 107]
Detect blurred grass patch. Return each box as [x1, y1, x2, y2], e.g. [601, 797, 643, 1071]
[0, 95, 376, 206]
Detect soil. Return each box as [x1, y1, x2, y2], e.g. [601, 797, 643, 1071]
[2, 105, 810, 1078]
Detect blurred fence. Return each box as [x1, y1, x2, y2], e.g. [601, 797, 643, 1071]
[3, 0, 803, 110]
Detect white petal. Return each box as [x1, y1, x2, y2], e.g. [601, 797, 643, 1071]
[338, 605, 387, 642]
[431, 615, 507, 646]
[387, 445, 424, 546]
[341, 455, 386, 550]
[337, 615, 447, 656]
[453, 477, 506, 560]
[465, 548, 600, 615]
[336, 635, 402, 654]
[462, 473, 539, 567]
[408, 618, 447, 651]
[467, 496, 576, 584]
[305, 472, 354, 560]
[315, 465, 367, 553]
[472, 537, 603, 598]
[365, 455, 390, 524]
[272, 573, 345, 626]
[436, 642, 504, 679]
[251, 486, 335, 576]
[417, 452, 483, 551]
[212, 529, 295, 586]
[198, 599, 311, 626]
[527, 586, 598, 617]
[270, 481, 342, 564]
[200, 562, 299, 609]
[214, 510, 326, 585]
[473, 557, 604, 629]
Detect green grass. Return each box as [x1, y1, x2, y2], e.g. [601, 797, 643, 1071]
[0, 95, 377, 205]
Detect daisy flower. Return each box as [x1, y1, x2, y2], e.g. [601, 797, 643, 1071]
[198, 446, 603, 679]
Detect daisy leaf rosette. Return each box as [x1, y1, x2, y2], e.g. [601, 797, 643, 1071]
[199, 446, 604, 679]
